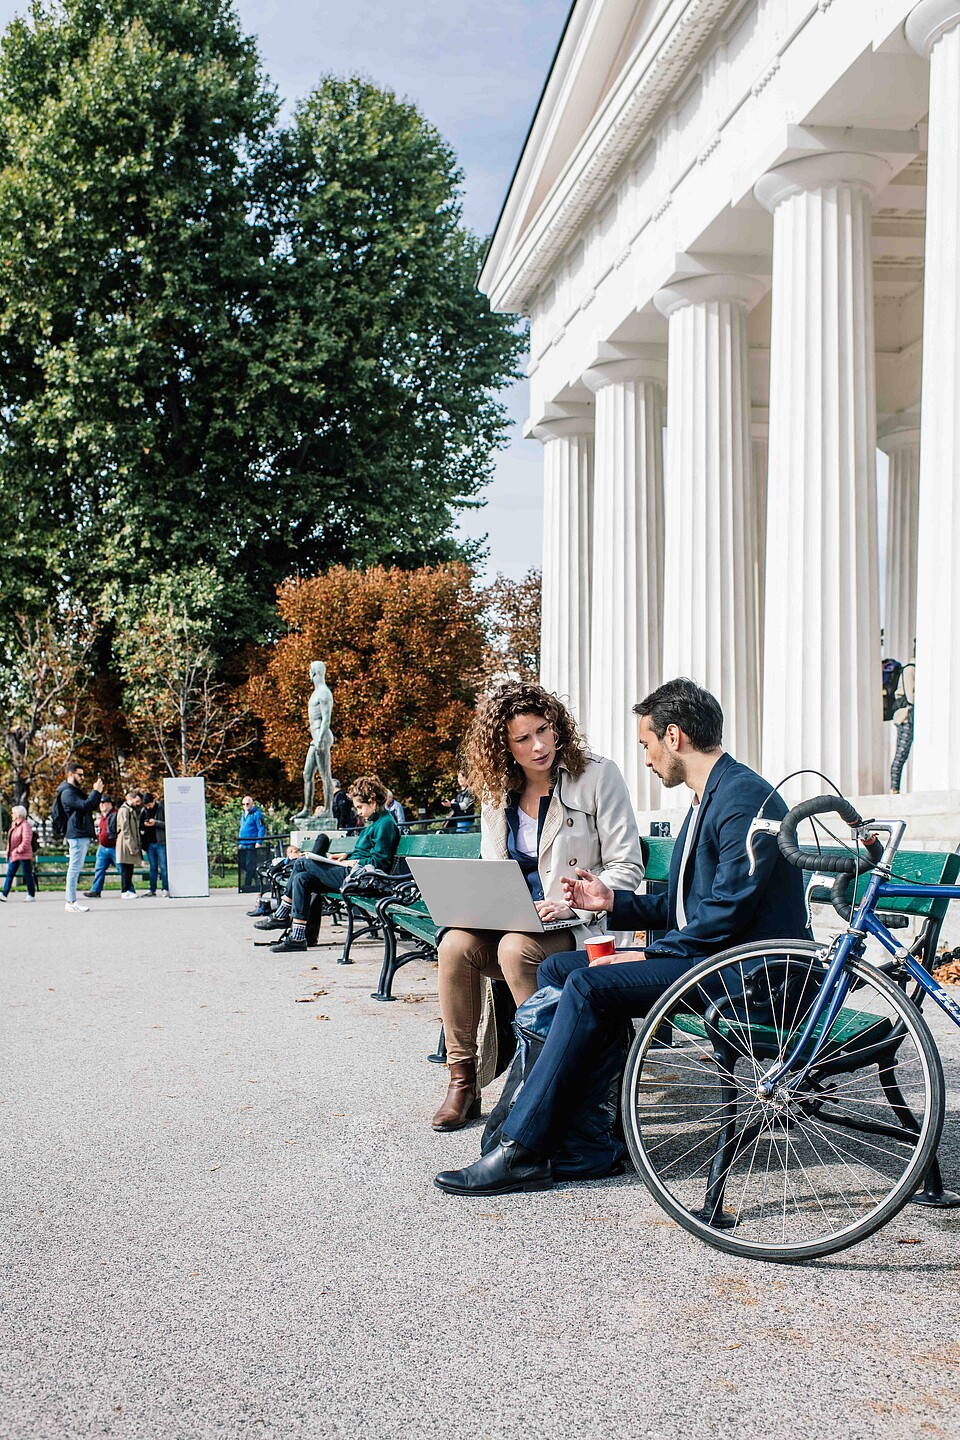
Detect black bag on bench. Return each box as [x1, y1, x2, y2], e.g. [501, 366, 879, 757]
[481, 985, 627, 1180]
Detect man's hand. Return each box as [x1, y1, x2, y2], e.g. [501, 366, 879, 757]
[534, 898, 573, 923]
[93, 776, 104, 793]
[590, 949, 645, 967]
[560, 869, 614, 914]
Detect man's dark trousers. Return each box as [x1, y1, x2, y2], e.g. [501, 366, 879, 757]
[501, 949, 691, 1158]
[287, 856, 346, 916]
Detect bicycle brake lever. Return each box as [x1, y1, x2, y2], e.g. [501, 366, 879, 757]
[746, 817, 782, 875]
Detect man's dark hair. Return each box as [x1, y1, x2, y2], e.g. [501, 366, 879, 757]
[65, 759, 81, 777]
[634, 678, 723, 751]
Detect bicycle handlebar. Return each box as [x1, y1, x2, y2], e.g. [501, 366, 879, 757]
[777, 795, 884, 875]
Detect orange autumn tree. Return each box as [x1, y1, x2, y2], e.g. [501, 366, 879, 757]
[250, 565, 489, 810]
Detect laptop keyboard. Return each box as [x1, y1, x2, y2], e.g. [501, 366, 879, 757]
[542, 918, 580, 931]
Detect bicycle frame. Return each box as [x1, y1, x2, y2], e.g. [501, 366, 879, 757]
[759, 826, 960, 1095]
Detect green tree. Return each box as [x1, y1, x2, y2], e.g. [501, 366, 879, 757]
[256, 76, 525, 578]
[0, 0, 277, 629]
[0, 9, 524, 638]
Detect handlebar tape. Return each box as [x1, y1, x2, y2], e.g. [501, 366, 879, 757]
[777, 795, 882, 875]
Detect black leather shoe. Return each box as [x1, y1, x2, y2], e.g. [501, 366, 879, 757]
[434, 1139, 552, 1196]
[83, 890, 101, 899]
[270, 936, 307, 953]
[246, 903, 268, 917]
[254, 915, 289, 931]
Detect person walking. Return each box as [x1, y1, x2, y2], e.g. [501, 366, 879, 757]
[238, 795, 266, 889]
[140, 792, 169, 897]
[85, 797, 119, 898]
[331, 779, 357, 831]
[57, 761, 104, 912]
[116, 789, 143, 898]
[1, 804, 37, 901]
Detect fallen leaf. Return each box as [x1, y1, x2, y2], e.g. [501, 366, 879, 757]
[209, 1164, 221, 1172]
[721, 1343, 742, 1350]
[313, 989, 328, 996]
[47, 987, 56, 992]
[403, 994, 426, 1003]
[245, 1078, 262, 1084]
[188, 1270, 200, 1277]
[315, 1014, 330, 1021]
[295, 997, 315, 1004]
[896, 1237, 922, 1245]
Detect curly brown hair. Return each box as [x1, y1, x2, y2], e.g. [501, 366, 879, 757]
[465, 682, 589, 808]
[348, 775, 388, 808]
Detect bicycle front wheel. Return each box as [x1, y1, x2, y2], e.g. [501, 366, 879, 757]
[621, 940, 945, 1262]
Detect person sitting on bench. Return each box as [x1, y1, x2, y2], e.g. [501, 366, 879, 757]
[434, 677, 810, 1196]
[255, 775, 399, 953]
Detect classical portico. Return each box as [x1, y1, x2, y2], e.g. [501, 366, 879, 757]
[481, 0, 960, 826]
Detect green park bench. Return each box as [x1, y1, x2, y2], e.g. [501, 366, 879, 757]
[2, 854, 151, 891]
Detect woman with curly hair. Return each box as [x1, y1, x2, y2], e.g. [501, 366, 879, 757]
[432, 682, 643, 1131]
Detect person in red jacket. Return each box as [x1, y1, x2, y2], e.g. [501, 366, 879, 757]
[2, 804, 36, 901]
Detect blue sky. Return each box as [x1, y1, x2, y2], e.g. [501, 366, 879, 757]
[0, 0, 570, 579]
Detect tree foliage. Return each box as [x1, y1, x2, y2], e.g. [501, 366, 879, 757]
[0, 5, 524, 639]
[111, 568, 251, 777]
[248, 565, 488, 807]
[483, 568, 541, 682]
[0, 603, 98, 806]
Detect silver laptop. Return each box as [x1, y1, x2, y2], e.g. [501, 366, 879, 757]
[406, 857, 580, 933]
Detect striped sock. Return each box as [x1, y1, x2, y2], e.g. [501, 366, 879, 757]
[275, 898, 291, 920]
[290, 921, 307, 942]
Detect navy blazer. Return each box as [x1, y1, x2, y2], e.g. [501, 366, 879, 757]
[610, 752, 809, 962]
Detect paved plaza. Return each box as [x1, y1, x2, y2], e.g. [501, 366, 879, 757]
[2, 891, 959, 1439]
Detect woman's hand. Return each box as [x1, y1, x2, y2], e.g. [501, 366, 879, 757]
[560, 869, 614, 914]
[534, 898, 573, 923]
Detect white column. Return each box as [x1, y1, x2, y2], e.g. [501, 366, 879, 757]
[906, 0, 960, 790]
[752, 413, 769, 687]
[654, 275, 764, 775]
[878, 423, 921, 669]
[583, 349, 666, 809]
[755, 153, 890, 796]
[533, 411, 594, 728]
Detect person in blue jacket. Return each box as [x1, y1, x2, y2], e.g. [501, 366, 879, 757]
[238, 794, 267, 888]
[435, 677, 810, 1197]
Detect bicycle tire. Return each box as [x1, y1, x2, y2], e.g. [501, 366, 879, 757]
[621, 939, 945, 1262]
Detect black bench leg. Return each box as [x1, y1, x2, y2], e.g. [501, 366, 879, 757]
[371, 924, 399, 1002]
[338, 903, 355, 965]
[428, 1024, 447, 1065]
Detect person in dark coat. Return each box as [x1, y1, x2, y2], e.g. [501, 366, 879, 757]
[58, 760, 104, 911]
[435, 678, 811, 1197]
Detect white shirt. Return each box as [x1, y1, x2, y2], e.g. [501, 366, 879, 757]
[516, 807, 539, 858]
[675, 798, 699, 931]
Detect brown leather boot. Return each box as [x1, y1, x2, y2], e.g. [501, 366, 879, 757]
[432, 1061, 481, 1131]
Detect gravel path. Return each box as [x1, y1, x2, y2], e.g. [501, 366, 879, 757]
[2, 890, 959, 1439]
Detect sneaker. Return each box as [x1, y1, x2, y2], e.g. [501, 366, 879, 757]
[121, 890, 138, 900]
[65, 901, 89, 913]
[147, 891, 157, 898]
[162, 890, 170, 898]
[83, 890, 101, 899]
[0, 893, 6, 903]
[25, 895, 36, 902]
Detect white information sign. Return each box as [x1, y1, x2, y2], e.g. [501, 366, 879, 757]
[163, 776, 209, 898]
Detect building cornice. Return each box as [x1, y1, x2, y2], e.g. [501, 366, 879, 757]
[480, 0, 735, 315]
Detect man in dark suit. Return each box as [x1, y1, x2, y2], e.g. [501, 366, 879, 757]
[435, 677, 810, 1196]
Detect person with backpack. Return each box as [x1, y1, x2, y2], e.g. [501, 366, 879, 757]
[84, 797, 119, 898]
[1, 804, 37, 901]
[54, 760, 104, 912]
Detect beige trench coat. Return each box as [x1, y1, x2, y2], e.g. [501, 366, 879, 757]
[480, 753, 644, 947]
[116, 803, 143, 865]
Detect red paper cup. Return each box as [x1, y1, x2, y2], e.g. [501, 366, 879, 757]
[585, 936, 615, 964]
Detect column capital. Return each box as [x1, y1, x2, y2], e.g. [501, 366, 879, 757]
[654, 273, 767, 320]
[877, 420, 922, 453]
[528, 401, 594, 442]
[906, 0, 960, 57]
[582, 343, 667, 394]
[754, 152, 893, 213]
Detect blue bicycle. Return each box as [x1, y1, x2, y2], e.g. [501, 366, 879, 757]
[621, 794, 960, 1261]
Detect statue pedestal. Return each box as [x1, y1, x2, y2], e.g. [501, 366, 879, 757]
[291, 814, 339, 849]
